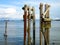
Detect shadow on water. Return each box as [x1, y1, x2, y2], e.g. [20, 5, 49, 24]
[4, 36, 7, 45]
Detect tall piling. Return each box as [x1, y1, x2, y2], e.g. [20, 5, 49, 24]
[39, 3, 43, 45]
[22, 5, 28, 45]
[44, 4, 50, 45]
[28, 6, 31, 45]
[32, 7, 35, 45]
[39, 3, 51, 45]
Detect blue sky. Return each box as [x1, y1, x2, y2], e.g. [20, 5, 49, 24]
[0, 0, 60, 20]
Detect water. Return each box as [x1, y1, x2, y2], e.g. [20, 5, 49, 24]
[0, 20, 60, 45]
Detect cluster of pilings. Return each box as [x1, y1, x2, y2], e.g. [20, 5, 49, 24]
[22, 3, 51, 45]
[3, 3, 51, 45]
[22, 5, 35, 45]
[39, 3, 51, 45]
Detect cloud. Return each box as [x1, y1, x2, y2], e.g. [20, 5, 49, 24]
[0, 8, 16, 15]
[0, 4, 23, 20]
[5, 8, 16, 14]
[0, 7, 16, 16]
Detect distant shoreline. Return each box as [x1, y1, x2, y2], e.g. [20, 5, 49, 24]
[0, 19, 60, 21]
[52, 20, 60, 21]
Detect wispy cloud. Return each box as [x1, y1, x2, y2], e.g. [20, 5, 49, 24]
[0, 4, 23, 20]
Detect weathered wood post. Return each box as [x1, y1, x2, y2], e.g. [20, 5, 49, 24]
[4, 20, 8, 37]
[27, 6, 31, 45]
[39, 3, 51, 45]
[44, 4, 48, 45]
[31, 7, 35, 45]
[39, 3, 43, 45]
[22, 5, 28, 45]
[47, 5, 51, 45]
[44, 4, 51, 45]
[45, 4, 50, 18]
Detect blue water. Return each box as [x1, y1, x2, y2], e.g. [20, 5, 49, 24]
[0, 20, 60, 45]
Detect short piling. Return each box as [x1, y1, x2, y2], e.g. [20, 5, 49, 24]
[4, 20, 8, 37]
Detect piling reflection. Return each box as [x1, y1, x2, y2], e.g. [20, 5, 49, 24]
[4, 36, 7, 45]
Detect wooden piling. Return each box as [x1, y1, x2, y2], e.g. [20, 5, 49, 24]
[32, 7, 35, 45]
[44, 4, 48, 45]
[22, 5, 28, 45]
[28, 6, 31, 45]
[4, 20, 7, 37]
[39, 3, 43, 45]
[44, 4, 50, 45]
[47, 5, 50, 45]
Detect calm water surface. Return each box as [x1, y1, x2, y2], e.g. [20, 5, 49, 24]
[0, 20, 60, 45]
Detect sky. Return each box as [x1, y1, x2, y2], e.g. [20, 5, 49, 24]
[0, 0, 60, 20]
